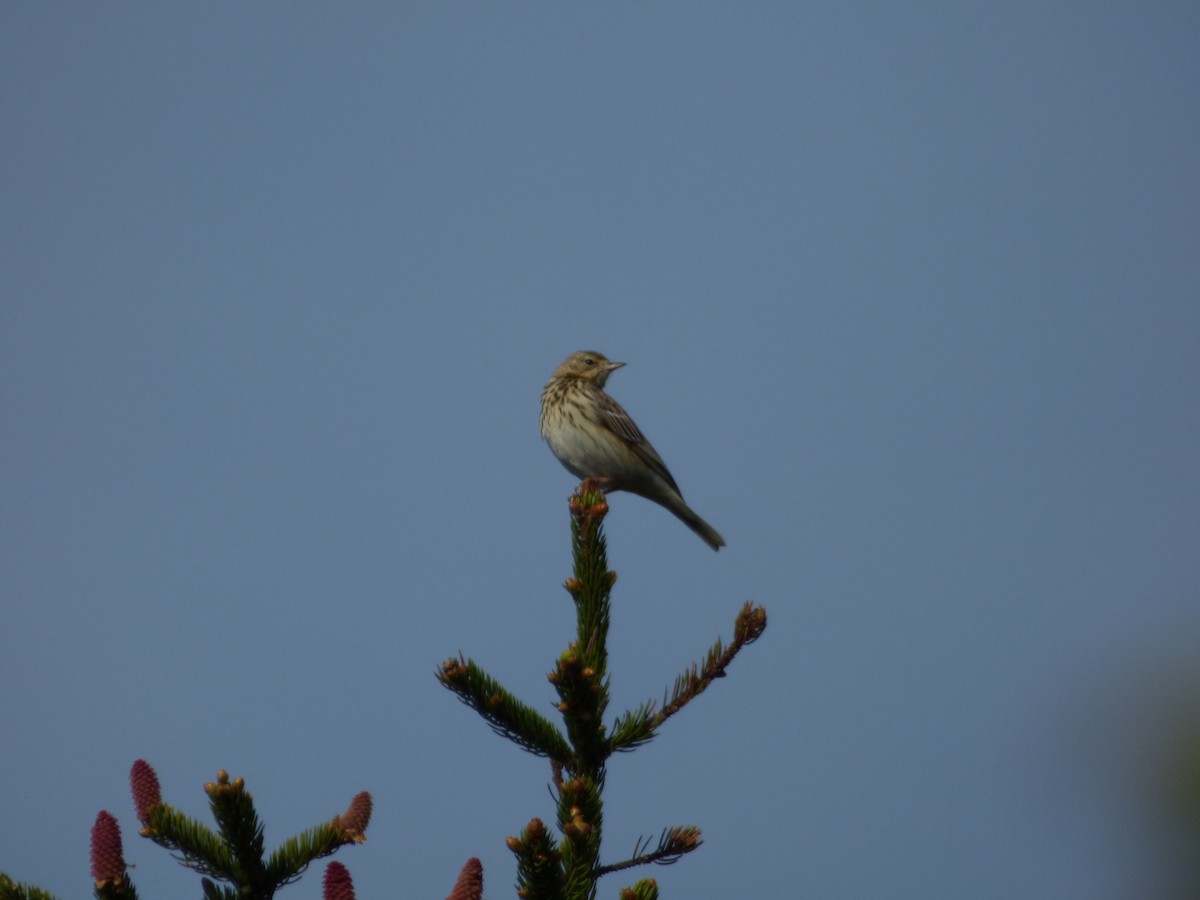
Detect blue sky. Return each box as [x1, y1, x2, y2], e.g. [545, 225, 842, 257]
[3, 4, 1199, 898]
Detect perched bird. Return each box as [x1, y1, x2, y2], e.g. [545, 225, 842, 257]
[540, 350, 726, 551]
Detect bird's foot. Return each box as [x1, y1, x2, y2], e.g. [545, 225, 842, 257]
[579, 477, 613, 495]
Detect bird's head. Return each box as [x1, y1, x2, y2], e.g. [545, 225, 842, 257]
[552, 350, 625, 387]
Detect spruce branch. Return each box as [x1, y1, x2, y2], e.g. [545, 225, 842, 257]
[440, 482, 767, 896]
[133, 763, 369, 898]
[619, 880, 660, 900]
[438, 656, 573, 762]
[264, 822, 353, 887]
[555, 774, 604, 896]
[266, 790, 372, 885]
[508, 818, 564, 899]
[201, 878, 236, 900]
[0, 877, 60, 900]
[143, 803, 233, 877]
[610, 602, 768, 751]
[653, 601, 765, 727]
[205, 771, 268, 888]
[598, 826, 703, 877]
[604, 700, 656, 754]
[567, 483, 615, 689]
[549, 644, 611, 775]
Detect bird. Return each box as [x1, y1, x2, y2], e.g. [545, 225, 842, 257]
[540, 350, 726, 551]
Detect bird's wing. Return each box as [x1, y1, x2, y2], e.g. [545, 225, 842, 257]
[597, 392, 682, 494]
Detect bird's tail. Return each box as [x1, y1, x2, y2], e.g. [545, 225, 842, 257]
[665, 494, 726, 551]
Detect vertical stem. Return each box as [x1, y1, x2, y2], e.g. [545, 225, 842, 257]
[555, 483, 616, 899]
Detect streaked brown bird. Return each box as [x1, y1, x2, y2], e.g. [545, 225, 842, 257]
[540, 350, 726, 551]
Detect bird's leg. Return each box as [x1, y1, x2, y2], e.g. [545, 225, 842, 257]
[579, 477, 614, 495]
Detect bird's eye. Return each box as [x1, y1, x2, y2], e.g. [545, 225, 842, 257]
[584, 357, 596, 366]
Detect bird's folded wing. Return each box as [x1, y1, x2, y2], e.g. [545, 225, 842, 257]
[597, 394, 682, 494]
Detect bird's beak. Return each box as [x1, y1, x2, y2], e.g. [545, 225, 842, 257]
[606, 361, 625, 372]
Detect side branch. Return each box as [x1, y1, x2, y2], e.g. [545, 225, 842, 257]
[654, 602, 767, 728]
[596, 826, 703, 877]
[438, 656, 573, 763]
[609, 602, 767, 752]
